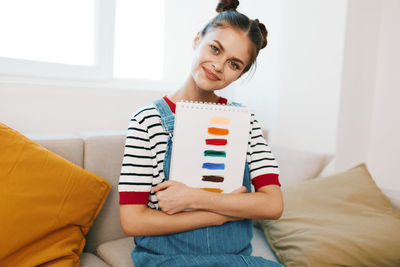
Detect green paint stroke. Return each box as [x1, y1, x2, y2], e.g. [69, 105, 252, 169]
[204, 150, 226, 157]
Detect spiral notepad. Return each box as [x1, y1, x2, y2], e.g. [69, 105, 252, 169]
[169, 101, 251, 193]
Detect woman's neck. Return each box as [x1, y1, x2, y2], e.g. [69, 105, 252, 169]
[167, 76, 219, 104]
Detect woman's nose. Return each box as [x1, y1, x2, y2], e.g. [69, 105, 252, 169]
[212, 62, 223, 72]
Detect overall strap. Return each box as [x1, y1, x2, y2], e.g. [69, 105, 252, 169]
[230, 101, 242, 107]
[152, 98, 175, 133]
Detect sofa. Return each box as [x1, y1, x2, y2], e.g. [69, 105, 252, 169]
[25, 130, 400, 267]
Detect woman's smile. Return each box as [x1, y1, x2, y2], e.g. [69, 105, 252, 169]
[202, 66, 220, 81]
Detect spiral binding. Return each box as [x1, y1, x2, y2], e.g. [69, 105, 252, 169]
[176, 100, 250, 112]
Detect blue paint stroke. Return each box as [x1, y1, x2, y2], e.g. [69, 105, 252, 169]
[202, 162, 225, 170]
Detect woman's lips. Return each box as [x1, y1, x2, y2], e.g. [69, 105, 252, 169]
[202, 66, 220, 81]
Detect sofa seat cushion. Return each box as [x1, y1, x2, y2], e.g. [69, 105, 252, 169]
[251, 226, 279, 262]
[258, 163, 400, 267]
[0, 123, 111, 266]
[80, 252, 110, 267]
[97, 237, 134, 267]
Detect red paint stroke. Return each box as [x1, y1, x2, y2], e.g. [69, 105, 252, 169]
[205, 139, 228, 146]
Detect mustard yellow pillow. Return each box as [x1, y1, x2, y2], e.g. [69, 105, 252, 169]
[0, 123, 111, 267]
[258, 163, 400, 267]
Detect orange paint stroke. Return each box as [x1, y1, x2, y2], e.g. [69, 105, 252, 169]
[208, 127, 229, 135]
[209, 117, 230, 125]
[201, 188, 224, 193]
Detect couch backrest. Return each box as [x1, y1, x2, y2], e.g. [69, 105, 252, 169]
[80, 131, 127, 253]
[28, 134, 84, 168]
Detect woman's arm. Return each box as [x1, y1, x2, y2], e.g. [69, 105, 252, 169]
[153, 181, 283, 220]
[119, 204, 239, 236]
[192, 185, 283, 219]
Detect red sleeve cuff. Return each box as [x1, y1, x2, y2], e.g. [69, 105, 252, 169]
[252, 173, 281, 191]
[119, 191, 150, 205]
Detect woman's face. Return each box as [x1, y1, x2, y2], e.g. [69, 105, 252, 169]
[191, 26, 253, 92]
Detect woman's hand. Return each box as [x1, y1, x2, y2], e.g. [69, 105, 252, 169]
[153, 180, 195, 215]
[154, 182, 248, 215]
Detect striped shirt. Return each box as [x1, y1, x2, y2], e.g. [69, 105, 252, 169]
[119, 96, 280, 208]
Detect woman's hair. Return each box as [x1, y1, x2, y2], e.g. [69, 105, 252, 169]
[200, 0, 268, 74]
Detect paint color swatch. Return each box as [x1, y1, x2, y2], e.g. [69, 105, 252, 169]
[205, 139, 228, 146]
[202, 162, 225, 170]
[202, 175, 224, 183]
[208, 127, 229, 135]
[204, 150, 226, 157]
[169, 101, 251, 194]
[201, 188, 224, 193]
[201, 116, 231, 192]
[209, 117, 231, 124]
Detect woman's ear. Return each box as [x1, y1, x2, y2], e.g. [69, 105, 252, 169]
[193, 32, 201, 49]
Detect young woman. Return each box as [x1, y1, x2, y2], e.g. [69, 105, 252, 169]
[119, 1, 284, 266]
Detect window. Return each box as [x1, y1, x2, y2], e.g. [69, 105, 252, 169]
[0, 0, 95, 66]
[0, 0, 216, 87]
[113, 0, 165, 80]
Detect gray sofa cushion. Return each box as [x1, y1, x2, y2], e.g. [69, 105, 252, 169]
[80, 252, 110, 267]
[97, 237, 134, 267]
[81, 131, 128, 253]
[28, 133, 84, 167]
[270, 144, 333, 187]
[251, 226, 279, 262]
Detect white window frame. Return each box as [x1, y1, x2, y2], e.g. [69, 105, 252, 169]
[0, 0, 111, 80]
[0, 0, 179, 91]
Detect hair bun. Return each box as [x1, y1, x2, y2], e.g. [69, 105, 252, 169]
[216, 0, 239, 13]
[255, 19, 268, 49]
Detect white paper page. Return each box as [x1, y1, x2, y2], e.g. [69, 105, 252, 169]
[169, 102, 251, 193]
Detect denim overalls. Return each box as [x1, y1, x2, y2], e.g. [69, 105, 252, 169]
[131, 98, 283, 267]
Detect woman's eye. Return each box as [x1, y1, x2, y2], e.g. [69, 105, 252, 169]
[229, 60, 240, 70]
[210, 45, 220, 54]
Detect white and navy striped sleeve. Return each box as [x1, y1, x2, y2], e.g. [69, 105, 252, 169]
[247, 113, 281, 190]
[119, 109, 154, 205]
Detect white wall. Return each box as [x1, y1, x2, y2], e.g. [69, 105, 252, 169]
[334, 0, 400, 191]
[368, 0, 400, 190]
[269, 0, 347, 155]
[233, 0, 282, 131]
[335, 0, 381, 171]
[0, 80, 164, 135]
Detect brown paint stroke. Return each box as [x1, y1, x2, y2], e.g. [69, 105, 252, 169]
[202, 175, 224, 183]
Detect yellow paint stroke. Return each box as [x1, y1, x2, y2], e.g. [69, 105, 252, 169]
[201, 188, 223, 193]
[209, 116, 230, 125]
